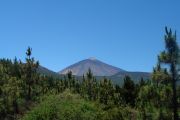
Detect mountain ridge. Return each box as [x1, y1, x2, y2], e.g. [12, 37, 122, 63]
[59, 58, 151, 82]
[38, 58, 151, 84]
[59, 58, 126, 76]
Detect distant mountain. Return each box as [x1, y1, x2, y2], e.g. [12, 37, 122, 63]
[108, 71, 151, 84]
[59, 58, 151, 83]
[59, 58, 125, 76]
[36, 58, 151, 85]
[110, 71, 150, 80]
[37, 66, 61, 78]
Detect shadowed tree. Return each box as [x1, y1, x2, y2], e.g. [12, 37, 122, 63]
[122, 76, 136, 107]
[86, 68, 93, 100]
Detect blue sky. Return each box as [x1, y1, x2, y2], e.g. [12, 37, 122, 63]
[0, 0, 179, 72]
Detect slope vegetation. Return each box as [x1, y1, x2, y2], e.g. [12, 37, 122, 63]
[22, 90, 136, 120]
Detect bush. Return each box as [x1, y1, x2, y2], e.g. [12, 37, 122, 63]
[22, 90, 103, 120]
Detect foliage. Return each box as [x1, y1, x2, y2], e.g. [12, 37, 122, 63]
[22, 90, 102, 120]
[158, 27, 179, 119]
[22, 90, 138, 120]
[1, 27, 180, 120]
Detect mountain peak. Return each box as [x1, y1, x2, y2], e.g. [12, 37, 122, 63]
[59, 58, 125, 76]
[88, 57, 97, 61]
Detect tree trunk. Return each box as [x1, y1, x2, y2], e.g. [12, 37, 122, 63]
[28, 84, 31, 100]
[171, 63, 178, 120]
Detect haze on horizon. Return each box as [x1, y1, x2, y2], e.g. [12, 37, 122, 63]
[0, 0, 180, 72]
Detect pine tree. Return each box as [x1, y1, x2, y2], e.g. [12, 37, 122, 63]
[86, 68, 93, 100]
[99, 78, 114, 105]
[67, 71, 73, 89]
[24, 47, 39, 100]
[152, 62, 171, 86]
[122, 76, 136, 106]
[158, 27, 179, 120]
[139, 77, 145, 87]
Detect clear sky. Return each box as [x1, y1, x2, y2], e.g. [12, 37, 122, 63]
[0, 0, 180, 72]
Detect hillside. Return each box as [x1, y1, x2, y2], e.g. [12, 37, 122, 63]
[37, 65, 62, 78]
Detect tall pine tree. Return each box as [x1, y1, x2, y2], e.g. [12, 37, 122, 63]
[158, 27, 179, 120]
[24, 47, 39, 100]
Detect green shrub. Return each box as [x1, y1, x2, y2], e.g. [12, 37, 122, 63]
[22, 90, 103, 120]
